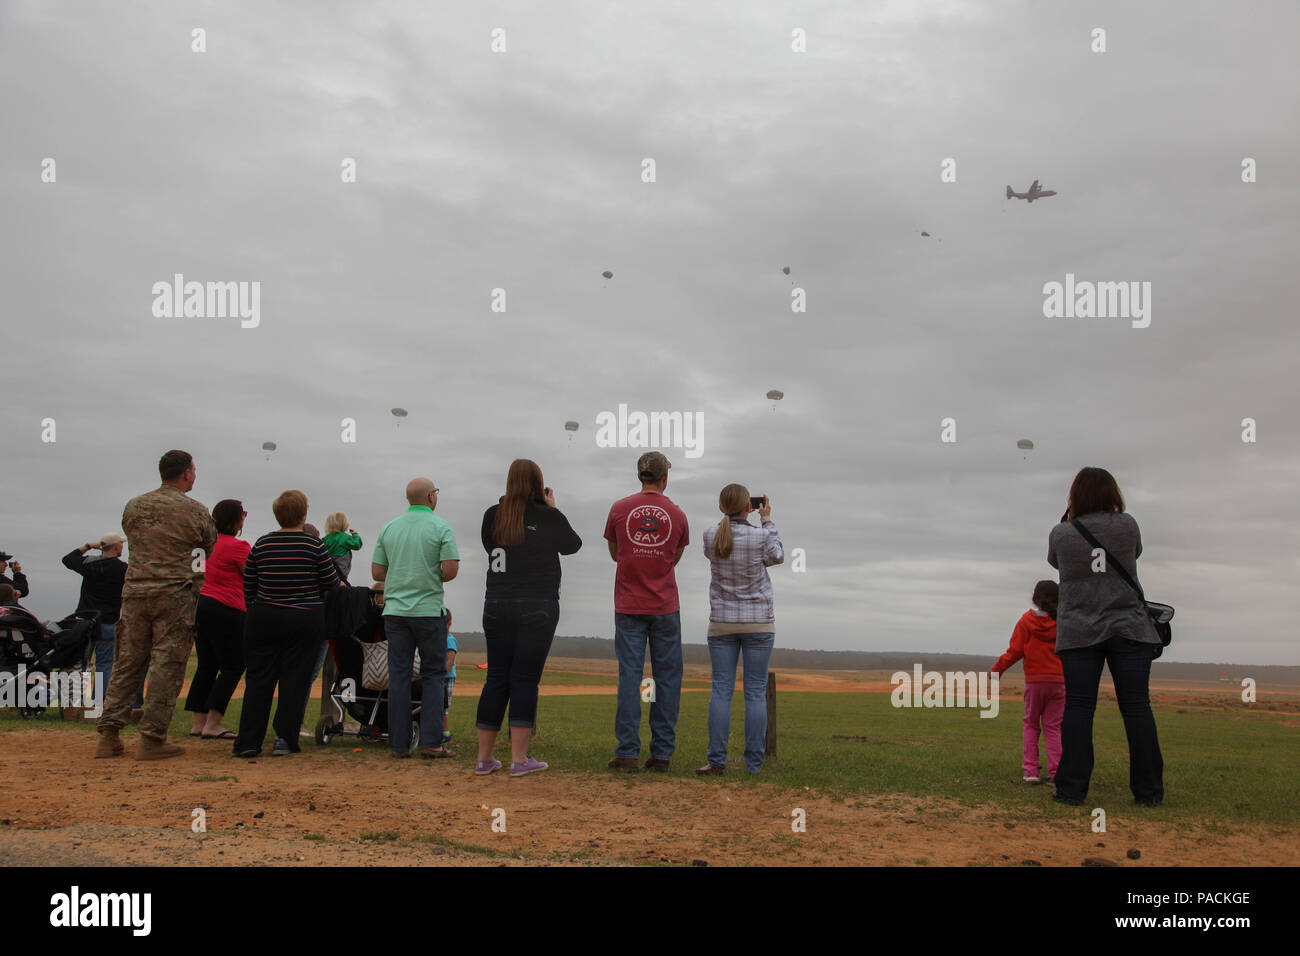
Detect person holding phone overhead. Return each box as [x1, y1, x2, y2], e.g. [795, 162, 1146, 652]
[697, 485, 783, 775]
[475, 460, 582, 776]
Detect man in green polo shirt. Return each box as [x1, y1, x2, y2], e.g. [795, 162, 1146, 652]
[372, 477, 460, 758]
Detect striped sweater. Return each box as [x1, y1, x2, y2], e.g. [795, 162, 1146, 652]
[243, 530, 340, 609]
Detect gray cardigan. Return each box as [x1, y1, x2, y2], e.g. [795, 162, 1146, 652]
[1047, 512, 1159, 652]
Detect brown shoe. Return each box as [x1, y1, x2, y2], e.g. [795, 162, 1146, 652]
[135, 737, 184, 761]
[695, 764, 724, 775]
[607, 756, 639, 773]
[94, 731, 124, 758]
[129, 708, 144, 725]
[644, 758, 671, 773]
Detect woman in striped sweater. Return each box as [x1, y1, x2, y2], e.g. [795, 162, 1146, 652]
[233, 490, 341, 758]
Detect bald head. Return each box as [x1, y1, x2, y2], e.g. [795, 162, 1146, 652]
[406, 477, 437, 507]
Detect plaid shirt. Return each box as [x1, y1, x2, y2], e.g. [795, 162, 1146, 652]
[702, 518, 784, 623]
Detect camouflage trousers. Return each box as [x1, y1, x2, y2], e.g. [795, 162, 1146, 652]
[97, 586, 199, 741]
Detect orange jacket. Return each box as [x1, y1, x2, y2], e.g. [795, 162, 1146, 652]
[992, 609, 1063, 683]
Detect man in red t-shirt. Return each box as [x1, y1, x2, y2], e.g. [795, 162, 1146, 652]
[604, 452, 689, 772]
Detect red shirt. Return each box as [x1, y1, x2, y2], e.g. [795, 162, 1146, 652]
[200, 534, 252, 611]
[604, 491, 689, 614]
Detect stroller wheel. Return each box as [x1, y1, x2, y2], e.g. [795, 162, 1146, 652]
[314, 715, 332, 746]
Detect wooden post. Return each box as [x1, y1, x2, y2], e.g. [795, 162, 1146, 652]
[765, 671, 777, 756]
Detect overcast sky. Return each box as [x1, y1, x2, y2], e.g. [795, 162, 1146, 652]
[2, 0, 1296, 665]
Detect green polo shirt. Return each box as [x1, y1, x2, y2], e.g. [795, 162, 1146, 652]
[373, 505, 460, 617]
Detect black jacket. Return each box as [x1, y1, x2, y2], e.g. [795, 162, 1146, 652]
[482, 497, 582, 600]
[323, 585, 374, 642]
[1, 570, 30, 599]
[62, 550, 127, 620]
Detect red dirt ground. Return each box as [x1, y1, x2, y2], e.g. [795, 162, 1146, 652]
[2, 666, 1295, 867]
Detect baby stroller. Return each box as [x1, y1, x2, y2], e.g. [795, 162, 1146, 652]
[314, 591, 424, 750]
[0, 605, 99, 718]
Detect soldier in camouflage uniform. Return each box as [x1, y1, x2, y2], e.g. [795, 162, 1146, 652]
[95, 449, 217, 760]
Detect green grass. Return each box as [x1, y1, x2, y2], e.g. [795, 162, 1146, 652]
[6, 675, 1296, 830]
[451, 668, 710, 690]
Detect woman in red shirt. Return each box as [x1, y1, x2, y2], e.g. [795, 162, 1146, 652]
[186, 499, 251, 739]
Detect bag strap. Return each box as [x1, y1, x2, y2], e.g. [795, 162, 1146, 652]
[1070, 519, 1146, 602]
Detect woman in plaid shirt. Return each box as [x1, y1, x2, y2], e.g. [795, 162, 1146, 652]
[696, 484, 783, 775]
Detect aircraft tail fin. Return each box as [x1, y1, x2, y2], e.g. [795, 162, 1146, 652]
[1005, 185, 1014, 200]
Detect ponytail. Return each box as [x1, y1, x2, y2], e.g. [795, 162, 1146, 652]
[713, 483, 750, 560]
[1032, 580, 1060, 620]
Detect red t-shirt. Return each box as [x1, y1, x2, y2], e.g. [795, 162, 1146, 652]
[200, 534, 252, 611]
[603, 491, 689, 614]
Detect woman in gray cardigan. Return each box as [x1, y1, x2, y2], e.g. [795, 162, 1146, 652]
[1048, 467, 1163, 807]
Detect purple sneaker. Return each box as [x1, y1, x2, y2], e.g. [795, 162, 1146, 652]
[474, 758, 502, 776]
[510, 755, 548, 777]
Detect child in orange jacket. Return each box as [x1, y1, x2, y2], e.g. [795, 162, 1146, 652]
[992, 581, 1064, 783]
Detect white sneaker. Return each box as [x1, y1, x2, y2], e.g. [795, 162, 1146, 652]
[1023, 775, 1041, 784]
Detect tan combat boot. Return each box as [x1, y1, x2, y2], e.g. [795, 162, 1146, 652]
[135, 737, 184, 761]
[94, 730, 125, 758]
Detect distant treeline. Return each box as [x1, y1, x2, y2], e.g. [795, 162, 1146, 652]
[449, 633, 1298, 683]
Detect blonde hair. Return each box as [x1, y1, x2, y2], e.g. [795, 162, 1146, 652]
[324, 511, 349, 535]
[712, 484, 750, 560]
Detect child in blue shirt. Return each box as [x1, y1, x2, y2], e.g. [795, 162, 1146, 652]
[443, 608, 458, 745]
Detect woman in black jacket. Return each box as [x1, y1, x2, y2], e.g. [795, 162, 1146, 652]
[474, 459, 582, 776]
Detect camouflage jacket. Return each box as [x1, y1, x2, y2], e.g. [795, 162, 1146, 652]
[121, 485, 218, 597]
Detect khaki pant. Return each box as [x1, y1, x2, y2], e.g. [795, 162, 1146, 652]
[97, 587, 199, 741]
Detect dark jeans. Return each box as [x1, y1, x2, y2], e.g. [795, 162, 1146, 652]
[1056, 636, 1164, 804]
[233, 603, 323, 754]
[95, 622, 144, 708]
[475, 598, 560, 731]
[186, 595, 246, 714]
[385, 614, 447, 754]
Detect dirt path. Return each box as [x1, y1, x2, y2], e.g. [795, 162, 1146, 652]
[1, 729, 1293, 867]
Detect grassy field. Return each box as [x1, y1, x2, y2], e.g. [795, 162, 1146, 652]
[7, 668, 1296, 831]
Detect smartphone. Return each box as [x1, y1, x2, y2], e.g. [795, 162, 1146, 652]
[750, 496, 764, 510]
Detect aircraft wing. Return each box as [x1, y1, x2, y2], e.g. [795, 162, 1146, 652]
[1029, 179, 1041, 196]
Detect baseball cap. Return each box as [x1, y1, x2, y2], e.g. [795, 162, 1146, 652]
[101, 533, 126, 548]
[637, 451, 672, 482]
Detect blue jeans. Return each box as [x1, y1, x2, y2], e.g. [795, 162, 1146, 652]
[613, 612, 682, 760]
[385, 614, 447, 754]
[706, 632, 774, 773]
[1056, 636, 1164, 804]
[94, 622, 143, 708]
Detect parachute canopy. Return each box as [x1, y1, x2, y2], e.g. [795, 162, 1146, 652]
[920, 231, 931, 237]
[261, 441, 277, 452]
[1016, 439, 1034, 450]
[601, 271, 613, 279]
[782, 266, 791, 275]
[564, 421, 579, 432]
[766, 389, 784, 401]
[391, 408, 408, 418]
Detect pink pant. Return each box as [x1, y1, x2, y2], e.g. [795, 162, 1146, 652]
[1023, 682, 1065, 777]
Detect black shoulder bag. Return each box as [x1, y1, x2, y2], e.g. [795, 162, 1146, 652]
[1071, 519, 1174, 655]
